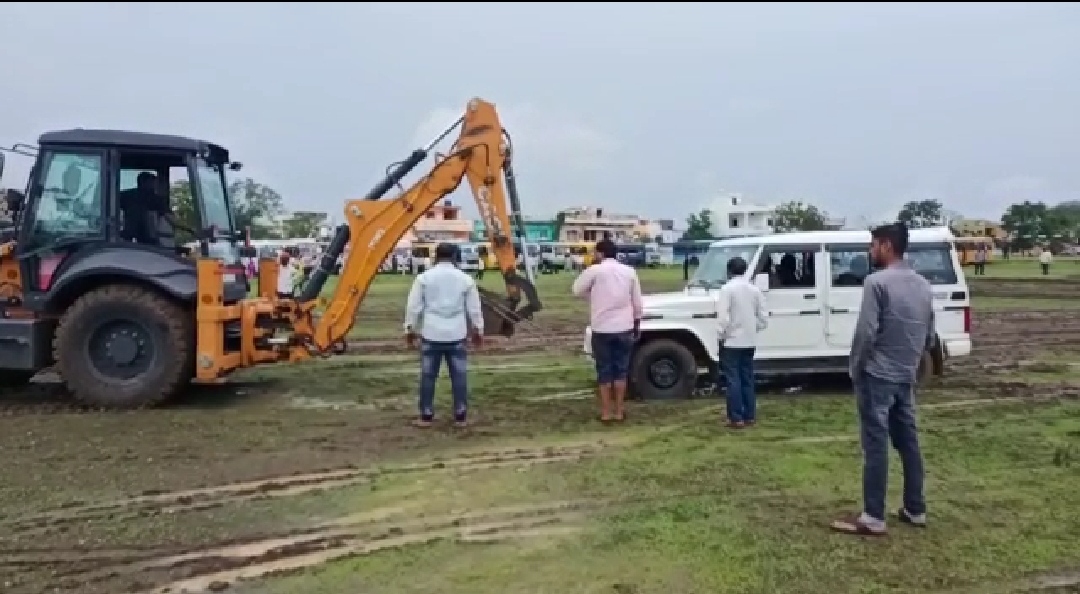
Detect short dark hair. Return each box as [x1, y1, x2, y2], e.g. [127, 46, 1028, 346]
[727, 256, 748, 277]
[435, 242, 458, 261]
[870, 222, 910, 256]
[595, 239, 617, 259]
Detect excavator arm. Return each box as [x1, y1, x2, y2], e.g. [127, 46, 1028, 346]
[290, 97, 541, 353]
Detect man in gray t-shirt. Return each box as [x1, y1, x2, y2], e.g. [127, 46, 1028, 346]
[832, 223, 934, 537]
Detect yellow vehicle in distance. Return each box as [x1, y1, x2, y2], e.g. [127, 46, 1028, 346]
[953, 236, 994, 266]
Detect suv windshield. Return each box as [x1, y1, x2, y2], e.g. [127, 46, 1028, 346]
[689, 244, 762, 288]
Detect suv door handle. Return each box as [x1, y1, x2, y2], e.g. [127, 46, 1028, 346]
[830, 307, 850, 314]
[803, 294, 816, 300]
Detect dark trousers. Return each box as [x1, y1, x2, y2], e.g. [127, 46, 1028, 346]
[419, 339, 468, 421]
[855, 371, 926, 521]
[720, 347, 756, 423]
[1041, 263, 1050, 275]
[973, 262, 985, 275]
[591, 331, 633, 384]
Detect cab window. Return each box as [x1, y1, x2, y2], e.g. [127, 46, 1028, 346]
[24, 151, 104, 250]
[756, 244, 818, 289]
[829, 243, 958, 286]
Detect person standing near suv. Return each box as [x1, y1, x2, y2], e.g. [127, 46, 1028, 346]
[716, 256, 768, 428]
[832, 222, 932, 537]
[573, 238, 643, 423]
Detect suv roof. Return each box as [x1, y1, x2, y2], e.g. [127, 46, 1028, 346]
[712, 227, 956, 247]
[38, 129, 226, 156]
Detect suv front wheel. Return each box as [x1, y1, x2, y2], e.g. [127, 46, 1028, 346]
[630, 338, 698, 400]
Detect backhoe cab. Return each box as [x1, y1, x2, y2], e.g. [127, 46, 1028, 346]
[0, 130, 251, 407]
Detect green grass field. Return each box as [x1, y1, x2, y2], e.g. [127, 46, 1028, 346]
[0, 259, 1077, 594]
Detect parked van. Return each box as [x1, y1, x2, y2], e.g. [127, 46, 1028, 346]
[567, 243, 592, 268]
[457, 242, 482, 272]
[583, 227, 971, 399]
[539, 242, 568, 273]
[411, 243, 434, 273]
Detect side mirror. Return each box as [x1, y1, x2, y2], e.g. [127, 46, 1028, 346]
[753, 273, 770, 292]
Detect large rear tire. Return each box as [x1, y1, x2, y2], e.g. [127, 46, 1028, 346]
[53, 285, 193, 409]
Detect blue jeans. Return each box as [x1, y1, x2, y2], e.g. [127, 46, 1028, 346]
[591, 331, 633, 385]
[419, 339, 469, 421]
[856, 371, 926, 521]
[720, 347, 756, 423]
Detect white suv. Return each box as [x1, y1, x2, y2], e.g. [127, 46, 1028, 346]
[583, 227, 972, 399]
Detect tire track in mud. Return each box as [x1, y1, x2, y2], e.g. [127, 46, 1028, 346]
[0, 442, 608, 538]
[348, 332, 583, 355]
[10, 500, 594, 594]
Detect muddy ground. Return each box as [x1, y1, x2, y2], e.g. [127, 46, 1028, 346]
[0, 273, 1077, 594]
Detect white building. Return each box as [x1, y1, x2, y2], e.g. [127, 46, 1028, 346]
[709, 193, 775, 239]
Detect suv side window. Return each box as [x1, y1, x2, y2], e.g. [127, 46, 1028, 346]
[23, 151, 104, 251]
[756, 244, 819, 289]
[829, 242, 959, 286]
[829, 244, 872, 287]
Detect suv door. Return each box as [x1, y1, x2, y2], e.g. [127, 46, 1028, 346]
[824, 243, 872, 349]
[754, 243, 825, 352]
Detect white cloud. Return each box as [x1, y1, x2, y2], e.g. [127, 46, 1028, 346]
[411, 102, 618, 175]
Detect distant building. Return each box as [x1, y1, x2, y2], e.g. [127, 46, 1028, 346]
[633, 218, 680, 243]
[823, 216, 846, 231]
[412, 199, 473, 242]
[473, 218, 558, 242]
[558, 206, 638, 242]
[951, 217, 1006, 239]
[708, 193, 774, 238]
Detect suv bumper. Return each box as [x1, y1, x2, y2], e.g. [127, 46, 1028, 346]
[942, 337, 972, 358]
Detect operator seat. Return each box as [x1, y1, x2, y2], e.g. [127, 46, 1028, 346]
[155, 215, 176, 249]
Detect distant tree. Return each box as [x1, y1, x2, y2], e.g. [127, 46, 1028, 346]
[771, 201, 828, 232]
[229, 178, 285, 239]
[281, 212, 324, 239]
[897, 199, 943, 228]
[1049, 200, 1080, 241]
[1001, 200, 1050, 250]
[682, 209, 715, 240]
[169, 180, 198, 243]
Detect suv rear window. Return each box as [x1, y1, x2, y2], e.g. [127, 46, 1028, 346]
[829, 242, 958, 286]
[903, 245, 958, 285]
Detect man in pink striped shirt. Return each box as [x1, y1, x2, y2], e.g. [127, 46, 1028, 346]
[572, 239, 644, 422]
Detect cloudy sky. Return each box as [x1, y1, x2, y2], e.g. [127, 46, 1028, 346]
[2, 2, 1078, 224]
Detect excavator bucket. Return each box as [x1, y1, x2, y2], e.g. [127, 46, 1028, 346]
[478, 287, 520, 338]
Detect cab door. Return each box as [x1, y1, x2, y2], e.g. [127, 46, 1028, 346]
[16, 147, 108, 310]
[755, 243, 825, 353]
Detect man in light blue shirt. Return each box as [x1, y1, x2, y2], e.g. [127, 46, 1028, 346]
[404, 243, 484, 428]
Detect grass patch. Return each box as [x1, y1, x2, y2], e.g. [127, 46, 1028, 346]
[244, 395, 1080, 594]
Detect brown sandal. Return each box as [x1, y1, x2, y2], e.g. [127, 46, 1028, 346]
[830, 514, 887, 536]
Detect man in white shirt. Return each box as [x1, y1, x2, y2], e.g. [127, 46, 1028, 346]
[716, 256, 768, 428]
[1039, 248, 1053, 275]
[276, 251, 297, 299]
[404, 243, 484, 428]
